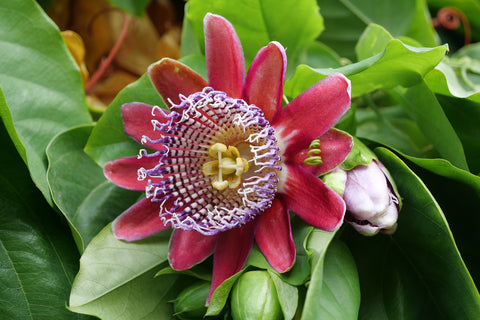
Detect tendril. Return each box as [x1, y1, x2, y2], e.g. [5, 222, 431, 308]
[433, 7, 471, 46]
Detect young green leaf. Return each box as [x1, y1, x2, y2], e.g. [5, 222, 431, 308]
[285, 40, 447, 98]
[69, 225, 173, 319]
[301, 240, 360, 320]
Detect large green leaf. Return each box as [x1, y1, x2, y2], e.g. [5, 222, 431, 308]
[435, 94, 480, 173]
[284, 40, 447, 98]
[0, 0, 92, 204]
[399, 154, 480, 286]
[317, 0, 436, 60]
[186, 0, 324, 75]
[356, 105, 435, 158]
[390, 82, 469, 170]
[302, 239, 360, 320]
[47, 125, 140, 252]
[344, 148, 479, 319]
[69, 225, 175, 319]
[301, 230, 360, 320]
[0, 120, 92, 320]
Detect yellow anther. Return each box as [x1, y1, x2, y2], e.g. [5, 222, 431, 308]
[209, 143, 227, 158]
[212, 179, 229, 191]
[205, 142, 250, 191]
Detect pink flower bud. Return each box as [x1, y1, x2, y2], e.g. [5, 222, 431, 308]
[343, 160, 400, 236]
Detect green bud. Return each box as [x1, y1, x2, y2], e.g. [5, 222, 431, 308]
[231, 271, 282, 320]
[174, 281, 210, 320]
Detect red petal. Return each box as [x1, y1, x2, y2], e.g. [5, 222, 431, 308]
[272, 73, 351, 155]
[121, 102, 169, 151]
[291, 128, 353, 176]
[207, 221, 256, 304]
[255, 198, 295, 273]
[169, 229, 217, 271]
[112, 197, 170, 242]
[204, 13, 245, 98]
[243, 42, 286, 122]
[279, 163, 345, 231]
[148, 58, 208, 106]
[104, 154, 163, 191]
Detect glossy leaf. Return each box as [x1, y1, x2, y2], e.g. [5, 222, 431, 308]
[0, 0, 92, 204]
[69, 225, 174, 319]
[302, 240, 360, 320]
[344, 148, 480, 319]
[269, 271, 298, 320]
[390, 82, 469, 170]
[285, 40, 447, 98]
[399, 154, 480, 286]
[318, 0, 436, 60]
[47, 125, 140, 251]
[186, 0, 323, 75]
[0, 120, 92, 320]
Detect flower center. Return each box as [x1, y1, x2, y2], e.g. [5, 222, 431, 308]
[202, 143, 250, 191]
[138, 87, 281, 235]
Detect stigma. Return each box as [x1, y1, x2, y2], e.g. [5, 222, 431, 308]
[202, 143, 250, 191]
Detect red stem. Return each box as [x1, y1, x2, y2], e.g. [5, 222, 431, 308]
[85, 12, 130, 94]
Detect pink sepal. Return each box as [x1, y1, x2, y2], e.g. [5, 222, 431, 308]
[291, 128, 353, 176]
[148, 58, 208, 106]
[121, 102, 169, 151]
[204, 13, 245, 98]
[207, 221, 256, 304]
[169, 229, 217, 271]
[104, 154, 162, 191]
[255, 198, 295, 273]
[112, 197, 170, 242]
[273, 73, 351, 155]
[244, 41, 286, 122]
[280, 163, 345, 231]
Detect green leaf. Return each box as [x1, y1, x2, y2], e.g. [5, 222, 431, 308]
[85, 73, 164, 167]
[302, 240, 360, 320]
[69, 225, 174, 319]
[206, 270, 246, 316]
[186, 0, 324, 75]
[398, 154, 480, 286]
[0, 0, 92, 204]
[269, 272, 298, 320]
[47, 125, 140, 251]
[318, 0, 418, 60]
[107, 0, 151, 16]
[284, 40, 447, 98]
[404, 0, 439, 47]
[389, 82, 469, 170]
[345, 148, 480, 319]
[355, 105, 436, 158]
[0, 121, 92, 320]
[435, 94, 480, 173]
[355, 24, 394, 61]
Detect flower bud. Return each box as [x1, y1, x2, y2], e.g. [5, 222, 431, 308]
[173, 281, 210, 320]
[342, 160, 400, 236]
[231, 271, 282, 320]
